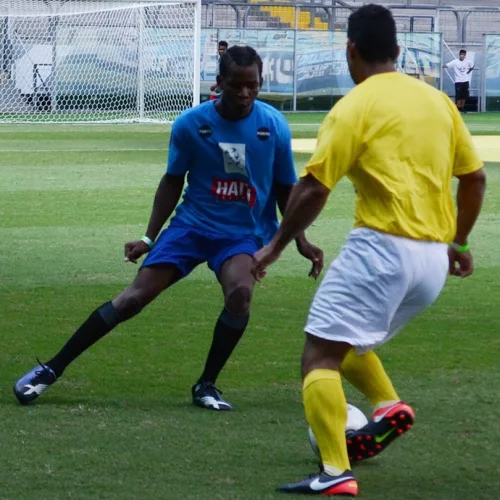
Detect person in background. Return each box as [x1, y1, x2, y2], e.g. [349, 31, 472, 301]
[210, 40, 229, 101]
[444, 49, 475, 113]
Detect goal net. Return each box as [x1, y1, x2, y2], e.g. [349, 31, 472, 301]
[0, 0, 201, 123]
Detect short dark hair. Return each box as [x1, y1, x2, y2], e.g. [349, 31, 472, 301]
[218, 40, 228, 48]
[460, 49, 467, 55]
[219, 45, 263, 79]
[347, 4, 399, 64]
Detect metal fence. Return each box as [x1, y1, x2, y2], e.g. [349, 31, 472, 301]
[201, 3, 500, 44]
[200, 2, 500, 111]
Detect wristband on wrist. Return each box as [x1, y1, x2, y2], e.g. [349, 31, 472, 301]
[451, 241, 469, 252]
[141, 235, 154, 248]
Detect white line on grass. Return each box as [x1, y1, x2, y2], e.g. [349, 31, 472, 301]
[0, 148, 169, 152]
[291, 123, 500, 132]
[288, 123, 322, 127]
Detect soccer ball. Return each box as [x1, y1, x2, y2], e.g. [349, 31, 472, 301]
[308, 403, 369, 459]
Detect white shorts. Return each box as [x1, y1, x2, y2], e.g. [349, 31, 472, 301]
[305, 228, 449, 353]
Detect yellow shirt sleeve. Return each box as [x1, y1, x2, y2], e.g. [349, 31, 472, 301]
[300, 111, 362, 190]
[452, 108, 484, 176]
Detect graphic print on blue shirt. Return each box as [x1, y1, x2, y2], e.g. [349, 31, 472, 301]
[166, 100, 297, 240]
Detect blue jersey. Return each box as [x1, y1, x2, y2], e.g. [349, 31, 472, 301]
[167, 100, 297, 243]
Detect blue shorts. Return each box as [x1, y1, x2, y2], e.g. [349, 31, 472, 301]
[141, 225, 262, 278]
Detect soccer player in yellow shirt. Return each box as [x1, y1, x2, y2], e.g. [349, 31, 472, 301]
[252, 4, 486, 497]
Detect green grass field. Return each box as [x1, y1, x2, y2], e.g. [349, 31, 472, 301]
[1, 112, 500, 500]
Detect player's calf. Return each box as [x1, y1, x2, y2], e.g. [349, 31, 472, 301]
[112, 291, 150, 321]
[112, 265, 180, 321]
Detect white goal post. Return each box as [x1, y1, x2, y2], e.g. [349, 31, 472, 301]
[0, 0, 201, 123]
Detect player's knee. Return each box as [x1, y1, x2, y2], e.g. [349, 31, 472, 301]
[225, 285, 253, 315]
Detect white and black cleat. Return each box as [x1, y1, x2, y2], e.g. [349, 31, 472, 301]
[14, 361, 57, 405]
[192, 381, 232, 411]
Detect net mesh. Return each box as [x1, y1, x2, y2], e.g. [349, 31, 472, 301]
[0, 0, 198, 122]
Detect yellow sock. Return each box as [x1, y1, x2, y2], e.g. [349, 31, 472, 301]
[303, 369, 350, 475]
[340, 349, 399, 408]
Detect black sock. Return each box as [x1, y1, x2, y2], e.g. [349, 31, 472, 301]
[198, 308, 249, 385]
[46, 301, 120, 378]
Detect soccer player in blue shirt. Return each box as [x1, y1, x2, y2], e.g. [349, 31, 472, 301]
[14, 45, 324, 411]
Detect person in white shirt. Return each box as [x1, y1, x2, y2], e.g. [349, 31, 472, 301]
[444, 49, 475, 113]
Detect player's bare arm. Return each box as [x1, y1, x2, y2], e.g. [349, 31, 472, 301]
[448, 168, 486, 277]
[124, 173, 185, 263]
[252, 175, 329, 279]
[273, 181, 324, 278]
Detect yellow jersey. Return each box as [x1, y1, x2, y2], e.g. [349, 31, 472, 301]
[301, 72, 483, 243]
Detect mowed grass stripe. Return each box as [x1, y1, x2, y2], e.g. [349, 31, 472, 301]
[0, 154, 165, 192]
[2, 211, 500, 290]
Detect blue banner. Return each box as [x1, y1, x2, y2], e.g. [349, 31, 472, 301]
[200, 30, 442, 97]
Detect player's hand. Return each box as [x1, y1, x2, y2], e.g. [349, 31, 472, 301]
[210, 84, 217, 91]
[448, 246, 474, 278]
[296, 239, 324, 279]
[124, 240, 151, 264]
[252, 244, 282, 281]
